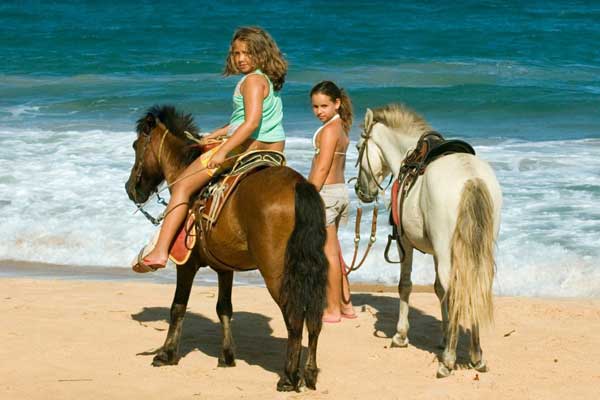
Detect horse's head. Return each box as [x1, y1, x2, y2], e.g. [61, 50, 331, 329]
[354, 108, 392, 203]
[354, 104, 433, 203]
[125, 105, 201, 204]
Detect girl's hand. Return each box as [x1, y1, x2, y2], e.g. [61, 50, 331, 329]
[207, 150, 226, 169]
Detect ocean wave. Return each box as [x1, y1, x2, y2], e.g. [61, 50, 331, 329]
[0, 127, 598, 297]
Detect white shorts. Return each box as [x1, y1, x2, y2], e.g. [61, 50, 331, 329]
[320, 183, 350, 226]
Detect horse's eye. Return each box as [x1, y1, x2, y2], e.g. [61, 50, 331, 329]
[132, 140, 137, 149]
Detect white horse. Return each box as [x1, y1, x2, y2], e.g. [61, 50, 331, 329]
[354, 104, 502, 378]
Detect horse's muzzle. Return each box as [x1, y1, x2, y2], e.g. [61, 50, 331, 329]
[125, 181, 150, 204]
[354, 183, 377, 203]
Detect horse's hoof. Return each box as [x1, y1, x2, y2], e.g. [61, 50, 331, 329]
[152, 351, 179, 367]
[391, 333, 409, 348]
[217, 349, 236, 367]
[276, 378, 299, 392]
[436, 363, 452, 378]
[470, 360, 488, 373]
[217, 357, 236, 368]
[304, 368, 319, 390]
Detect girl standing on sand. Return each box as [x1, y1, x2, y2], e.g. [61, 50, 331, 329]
[135, 26, 287, 272]
[308, 81, 356, 322]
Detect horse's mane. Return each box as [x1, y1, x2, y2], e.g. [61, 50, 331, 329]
[136, 105, 200, 139]
[136, 105, 202, 165]
[370, 103, 432, 137]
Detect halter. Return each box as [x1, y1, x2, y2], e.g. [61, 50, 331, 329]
[353, 121, 393, 202]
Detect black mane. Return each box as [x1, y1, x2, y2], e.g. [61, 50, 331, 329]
[136, 105, 202, 165]
[136, 105, 200, 139]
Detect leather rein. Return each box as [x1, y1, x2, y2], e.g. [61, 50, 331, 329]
[343, 123, 394, 275]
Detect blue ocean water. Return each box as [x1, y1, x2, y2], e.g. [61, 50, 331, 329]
[1, 1, 599, 297]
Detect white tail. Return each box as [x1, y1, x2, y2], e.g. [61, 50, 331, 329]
[448, 178, 495, 338]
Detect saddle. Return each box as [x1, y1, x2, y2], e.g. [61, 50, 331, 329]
[168, 150, 286, 267]
[388, 132, 474, 260]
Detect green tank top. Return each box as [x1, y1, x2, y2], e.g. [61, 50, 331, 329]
[228, 70, 285, 142]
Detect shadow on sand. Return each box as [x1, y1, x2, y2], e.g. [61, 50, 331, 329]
[131, 292, 473, 373]
[131, 307, 288, 374]
[351, 293, 472, 367]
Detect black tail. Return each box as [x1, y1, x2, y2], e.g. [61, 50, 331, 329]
[281, 180, 328, 328]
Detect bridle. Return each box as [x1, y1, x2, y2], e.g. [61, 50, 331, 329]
[131, 124, 170, 225]
[353, 121, 393, 202]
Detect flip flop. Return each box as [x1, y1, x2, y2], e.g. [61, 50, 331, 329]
[132, 247, 164, 273]
[322, 315, 342, 323]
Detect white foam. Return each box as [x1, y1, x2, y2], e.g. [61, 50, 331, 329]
[0, 129, 598, 297]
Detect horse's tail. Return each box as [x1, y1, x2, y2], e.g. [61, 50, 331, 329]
[281, 180, 328, 329]
[448, 178, 496, 337]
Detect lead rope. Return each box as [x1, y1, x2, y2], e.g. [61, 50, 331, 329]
[339, 205, 378, 304]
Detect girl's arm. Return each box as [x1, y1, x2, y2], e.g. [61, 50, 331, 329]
[308, 126, 338, 191]
[211, 74, 266, 158]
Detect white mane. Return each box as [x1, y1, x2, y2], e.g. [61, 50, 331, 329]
[369, 103, 432, 137]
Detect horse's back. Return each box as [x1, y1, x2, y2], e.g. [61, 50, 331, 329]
[424, 153, 502, 236]
[402, 153, 501, 252]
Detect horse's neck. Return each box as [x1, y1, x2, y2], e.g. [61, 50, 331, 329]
[377, 127, 419, 178]
[160, 138, 191, 188]
[163, 166, 185, 188]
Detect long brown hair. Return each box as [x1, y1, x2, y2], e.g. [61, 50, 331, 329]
[223, 26, 288, 91]
[310, 81, 353, 134]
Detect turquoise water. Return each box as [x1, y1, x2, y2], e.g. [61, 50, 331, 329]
[1, 1, 599, 296]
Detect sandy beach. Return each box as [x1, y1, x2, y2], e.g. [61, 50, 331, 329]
[2, 276, 599, 400]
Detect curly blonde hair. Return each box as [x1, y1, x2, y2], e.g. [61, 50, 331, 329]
[223, 26, 288, 91]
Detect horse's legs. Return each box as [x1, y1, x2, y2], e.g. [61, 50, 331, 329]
[153, 262, 198, 366]
[260, 275, 303, 392]
[434, 252, 457, 378]
[278, 313, 304, 392]
[391, 239, 414, 348]
[216, 270, 236, 367]
[469, 324, 488, 372]
[434, 257, 449, 349]
[303, 312, 321, 390]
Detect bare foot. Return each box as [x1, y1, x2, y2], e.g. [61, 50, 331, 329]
[322, 312, 341, 323]
[341, 303, 357, 319]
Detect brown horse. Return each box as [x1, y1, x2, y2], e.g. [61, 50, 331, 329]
[125, 105, 328, 391]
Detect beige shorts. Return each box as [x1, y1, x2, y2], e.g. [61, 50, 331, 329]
[198, 141, 242, 177]
[320, 183, 350, 226]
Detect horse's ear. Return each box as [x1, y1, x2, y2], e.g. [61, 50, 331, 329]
[364, 108, 374, 134]
[141, 113, 156, 135]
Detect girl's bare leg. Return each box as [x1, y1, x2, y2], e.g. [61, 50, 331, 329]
[323, 224, 342, 321]
[142, 157, 213, 267]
